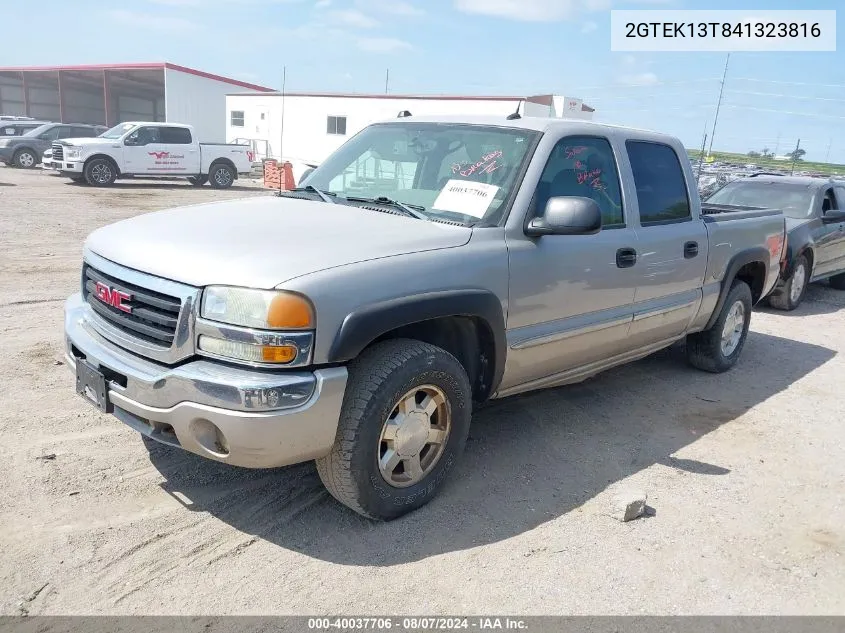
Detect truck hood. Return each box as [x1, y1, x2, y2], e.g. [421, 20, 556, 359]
[85, 196, 473, 288]
[59, 137, 114, 147]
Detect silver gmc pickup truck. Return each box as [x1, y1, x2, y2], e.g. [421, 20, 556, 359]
[65, 115, 786, 520]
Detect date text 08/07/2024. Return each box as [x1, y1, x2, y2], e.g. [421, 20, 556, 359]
[307, 617, 528, 630]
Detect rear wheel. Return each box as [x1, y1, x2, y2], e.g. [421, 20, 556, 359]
[769, 254, 809, 311]
[829, 272, 845, 290]
[686, 279, 753, 373]
[188, 175, 208, 186]
[13, 148, 38, 169]
[84, 158, 117, 187]
[208, 163, 235, 189]
[316, 339, 472, 521]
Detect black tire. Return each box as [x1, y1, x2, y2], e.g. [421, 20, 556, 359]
[829, 272, 845, 290]
[188, 175, 208, 186]
[208, 163, 235, 189]
[13, 148, 38, 169]
[84, 158, 117, 187]
[768, 253, 809, 311]
[686, 279, 753, 373]
[316, 339, 472, 521]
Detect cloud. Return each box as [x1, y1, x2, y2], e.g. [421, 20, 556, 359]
[355, 0, 423, 16]
[109, 9, 199, 31]
[356, 37, 413, 52]
[315, 0, 331, 6]
[454, 0, 673, 21]
[618, 71, 659, 86]
[328, 9, 379, 28]
[454, 0, 580, 21]
[581, 20, 598, 33]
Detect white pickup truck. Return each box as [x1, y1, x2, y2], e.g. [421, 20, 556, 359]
[52, 122, 254, 188]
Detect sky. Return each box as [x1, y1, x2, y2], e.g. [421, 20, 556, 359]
[3, 0, 844, 162]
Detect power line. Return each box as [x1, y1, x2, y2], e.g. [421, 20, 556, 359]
[723, 104, 845, 120]
[731, 77, 845, 89]
[725, 89, 845, 103]
[575, 78, 720, 91]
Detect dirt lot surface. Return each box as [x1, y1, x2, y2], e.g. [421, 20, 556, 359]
[1, 166, 844, 615]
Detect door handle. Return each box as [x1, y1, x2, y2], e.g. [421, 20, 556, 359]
[684, 241, 699, 258]
[616, 247, 637, 268]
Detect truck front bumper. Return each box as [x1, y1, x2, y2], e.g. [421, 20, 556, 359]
[64, 293, 348, 469]
[57, 161, 84, 174]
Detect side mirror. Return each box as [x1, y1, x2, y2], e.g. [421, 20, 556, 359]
[525, 196, 602, 237]
[822, 210, 845, 224]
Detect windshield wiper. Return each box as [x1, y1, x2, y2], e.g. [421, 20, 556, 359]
[280, 186, 339, 204]
[346, 196, 428, 220]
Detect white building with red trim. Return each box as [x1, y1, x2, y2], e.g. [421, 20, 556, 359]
[0, 63, 274, 142]
[225, 92, 595, 165]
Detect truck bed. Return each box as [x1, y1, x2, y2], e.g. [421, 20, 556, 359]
[701, 202, 782, 221]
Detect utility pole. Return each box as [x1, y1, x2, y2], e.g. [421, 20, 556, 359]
[825, 138, 832, 163]
[278, 66, 287, 196]
[385, 68, 390, 94]
[773, 132, 781, 157]
[707, 53, 731, 158]
[790, 138, 801, 176]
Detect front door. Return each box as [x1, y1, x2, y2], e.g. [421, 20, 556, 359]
[502, 134, 638, 393]
[123, 125, 162, 174]
[812, 186, 845, 279]
[624, 140, 708, 347]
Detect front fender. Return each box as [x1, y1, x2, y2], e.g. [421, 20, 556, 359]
[327, 289, 507, 396]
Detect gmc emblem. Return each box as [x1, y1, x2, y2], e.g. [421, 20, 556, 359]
[94, 281, 132, 313]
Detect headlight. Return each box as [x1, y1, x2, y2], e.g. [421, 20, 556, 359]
[65, 147, 83, 159]
[201, 286, 314, 330]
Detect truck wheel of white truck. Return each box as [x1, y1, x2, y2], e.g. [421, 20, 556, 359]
[208, 163, 235, 189]
[84, 158, 117, 187]
[686, 279, 752, 373]
[316, 339, 472, 521]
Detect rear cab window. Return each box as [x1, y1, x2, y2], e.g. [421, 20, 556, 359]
[531, 135, 625, 228]
[160, 127, 192, 144]
[626, 140, 691, 226]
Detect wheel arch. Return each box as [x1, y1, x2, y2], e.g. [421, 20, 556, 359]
[84, 153, 121, 175]
[705, 247, 769, 331]
[209, 157, 237, 178]
[327, 290, 507, 403]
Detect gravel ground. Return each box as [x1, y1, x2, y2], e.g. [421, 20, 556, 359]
[1, 166, 844, 615]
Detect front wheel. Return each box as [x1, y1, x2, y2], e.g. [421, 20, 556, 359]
[208, 163, 235, 189]
[316, 339, 472, 521]
[686, 279, 753, 373]
[13, 148, 38, 169]
[84, 158, 117, 187]
[769, 254, 809, 310]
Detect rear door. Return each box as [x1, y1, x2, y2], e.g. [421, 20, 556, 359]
[159, 126, 199, 174]
[624, 140, 708, 348]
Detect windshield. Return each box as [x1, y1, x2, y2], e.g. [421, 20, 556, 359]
[100, 123, 137, 139]
[22, 124, 53, 138]
[302, 122, 539, 224]
[706, 180, 815, 219]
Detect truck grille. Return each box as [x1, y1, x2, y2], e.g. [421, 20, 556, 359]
[51, 142, 63, 162]
[82, 264, 182, 347]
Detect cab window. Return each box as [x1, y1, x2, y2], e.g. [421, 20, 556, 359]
[532, 135, 624, 228]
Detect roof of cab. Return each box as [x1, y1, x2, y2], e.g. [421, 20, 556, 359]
[375, 114, 679, 143]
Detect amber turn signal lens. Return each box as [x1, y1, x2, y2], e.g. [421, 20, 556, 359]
[267, 293, 314, 329]
[261, 345, 298, 363]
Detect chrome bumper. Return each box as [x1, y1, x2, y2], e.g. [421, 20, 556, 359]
[64, 293, 348, 468]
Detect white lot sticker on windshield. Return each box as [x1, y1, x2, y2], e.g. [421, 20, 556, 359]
[433, 179, 500, 218]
